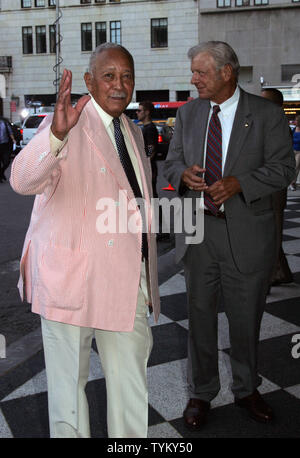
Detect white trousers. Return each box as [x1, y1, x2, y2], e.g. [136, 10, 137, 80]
[41, 289, 153, 438]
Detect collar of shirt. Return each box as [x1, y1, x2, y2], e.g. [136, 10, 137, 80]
[89, 95, 144, 196]
[90, 94, 127, 150]
[210, 85, 240, 117]
[207, 85, 240, 159]
[90, 95, 115, 130]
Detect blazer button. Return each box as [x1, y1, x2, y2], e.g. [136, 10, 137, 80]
[38, 151, 47, 162]
[100, 167, 106, 173]
[108, 239, 114, 247]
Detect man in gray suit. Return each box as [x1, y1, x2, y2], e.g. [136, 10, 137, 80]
[164, 41, 295, 429]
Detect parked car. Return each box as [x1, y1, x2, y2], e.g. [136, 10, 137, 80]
[1, 117, 22, 157]
[11, 121, 23, 156]
[136, 119, 174, 160]
[20, 113, 51, 148]
[155, 123, 174, 160]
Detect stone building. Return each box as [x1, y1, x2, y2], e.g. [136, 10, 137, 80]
[0, 0, 198, 120]
[0, 0, 299, 121]
[198, 0, 300, 120]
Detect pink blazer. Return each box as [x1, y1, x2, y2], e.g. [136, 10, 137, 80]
[10, 101, 160, 331]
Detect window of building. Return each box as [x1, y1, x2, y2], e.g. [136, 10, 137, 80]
[254, 0, 269, 5]
[95, 0, 106, 3]
[217, 0, 231, 7]
[36, 26, 47, 53]
[21, 0, 32, 7]
[292, 0, 300, 2]
[96, 22, 107, 46]
[239, 66, 253, 84]
[80, 0, 91, 4]
[109, 0, 121, 3]
[151, 18, 168, 48]
[282, 64, 300, 82]
[176, 91, 190, 102]
[35, 0, 45, 6]
[235, 0, 250, 6]
[49, 25, 56, 54]
[110, 21, 121, 44]
[22, 26, 33, 54]
[81, 23, 92, 51]
[136, 90, 169, 102]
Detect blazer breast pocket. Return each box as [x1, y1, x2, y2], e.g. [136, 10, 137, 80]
[253, 208, 273, 216]
[36, 245, 88, 311]
[241, 148, 261, 156]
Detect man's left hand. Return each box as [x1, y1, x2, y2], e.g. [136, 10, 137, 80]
[207, 176, 241, 206]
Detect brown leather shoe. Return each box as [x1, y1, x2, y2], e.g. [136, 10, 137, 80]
[183, 398, 210, 430]
[235, 390, 274, 423]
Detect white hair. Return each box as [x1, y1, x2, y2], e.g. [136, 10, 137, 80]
[188, 41, 240, 79]
[88, 42, 135, 77]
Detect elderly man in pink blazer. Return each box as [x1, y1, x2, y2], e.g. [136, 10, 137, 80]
[10, 43, 160, 438]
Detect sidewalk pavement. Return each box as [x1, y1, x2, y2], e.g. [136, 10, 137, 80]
[0, 186, 299, 438]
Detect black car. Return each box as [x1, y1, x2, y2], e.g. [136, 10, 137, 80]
[155, 123, 174, 160]
[136, 120, 174, 160]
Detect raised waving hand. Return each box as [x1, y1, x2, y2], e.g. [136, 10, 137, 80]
[51, 69, 90, 141]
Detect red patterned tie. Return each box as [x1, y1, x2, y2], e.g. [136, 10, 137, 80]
[204, 105, 222, 215]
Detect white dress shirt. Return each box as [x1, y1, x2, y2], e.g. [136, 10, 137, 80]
[204, 85, 240, 211]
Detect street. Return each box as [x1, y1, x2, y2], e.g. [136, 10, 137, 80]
[0, 161, 178, 348]
[0, 171, 39, 347]
[0, 162, 300, 438]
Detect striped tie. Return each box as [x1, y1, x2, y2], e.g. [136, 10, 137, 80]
[204, 105, 222, 215]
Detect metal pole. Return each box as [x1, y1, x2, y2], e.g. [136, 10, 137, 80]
[55, 0, 61, 100]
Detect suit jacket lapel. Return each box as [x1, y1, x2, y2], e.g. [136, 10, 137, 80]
[193, 100, 210, 167]
[82, 101, 136, 203]
[223, 88, 253, 176]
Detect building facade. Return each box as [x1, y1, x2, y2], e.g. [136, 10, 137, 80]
[198, 0, 300, 119]
[0, 0, 300, 121]
[0, 0, 198, 121]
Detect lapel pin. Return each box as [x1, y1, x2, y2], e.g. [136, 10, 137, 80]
[244, 122, 249, 128]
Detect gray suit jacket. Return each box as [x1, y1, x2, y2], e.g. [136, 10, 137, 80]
[163, 88, 295, 274]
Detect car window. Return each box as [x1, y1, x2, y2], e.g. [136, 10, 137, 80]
[24, 115, 46, 129]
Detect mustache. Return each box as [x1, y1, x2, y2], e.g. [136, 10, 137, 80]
[110, 92, 127, 99]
